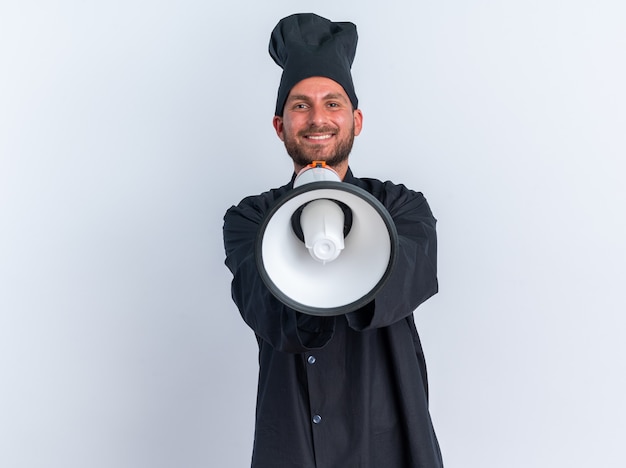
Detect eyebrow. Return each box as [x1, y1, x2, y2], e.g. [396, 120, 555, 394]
[287, 92, 349, 103]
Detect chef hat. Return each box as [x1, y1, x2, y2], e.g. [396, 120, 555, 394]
[269, 13, 359, 116]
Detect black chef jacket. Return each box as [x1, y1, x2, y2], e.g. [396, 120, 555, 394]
[223, 168, 443, 468]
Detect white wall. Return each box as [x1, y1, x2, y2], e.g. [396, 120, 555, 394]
[1, 1, 625, 467]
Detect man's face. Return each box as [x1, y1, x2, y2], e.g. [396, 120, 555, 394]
[273, 77, 363, 173]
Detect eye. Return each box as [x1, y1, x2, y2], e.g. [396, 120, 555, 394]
[293, 103, 309, 110]
[327, 102, 340, 108]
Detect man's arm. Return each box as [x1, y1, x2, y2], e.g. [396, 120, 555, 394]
[223, 194, 335, 353]
[346, 180, 438, 330]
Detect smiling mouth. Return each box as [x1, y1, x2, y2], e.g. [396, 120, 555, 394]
[305, 134, 334, 141]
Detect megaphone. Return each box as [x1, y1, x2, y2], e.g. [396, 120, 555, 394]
[256, 162, 398, 316]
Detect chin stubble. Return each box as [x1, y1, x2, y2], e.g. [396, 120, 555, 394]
[284, 125, 355, 168]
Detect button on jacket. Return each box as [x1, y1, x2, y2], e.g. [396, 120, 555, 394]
[223, 168, 443, 468]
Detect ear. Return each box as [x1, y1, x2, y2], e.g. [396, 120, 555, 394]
[353, 109, 363, 136]
[273, 115, 285, 141]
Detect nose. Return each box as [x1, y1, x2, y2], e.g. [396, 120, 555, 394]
[307, 104, 327, 127]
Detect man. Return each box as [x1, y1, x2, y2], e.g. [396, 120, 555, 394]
[223, 13, 443, 468]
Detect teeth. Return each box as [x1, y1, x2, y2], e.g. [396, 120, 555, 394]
[307, 134, 332, 140]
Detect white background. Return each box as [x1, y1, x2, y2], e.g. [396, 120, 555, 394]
[1, 1, 625, 467]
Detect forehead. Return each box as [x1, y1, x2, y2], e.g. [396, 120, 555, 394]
[287, 76, 350, 102]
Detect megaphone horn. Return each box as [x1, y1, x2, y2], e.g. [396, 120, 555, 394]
[256, 163, 398, 316]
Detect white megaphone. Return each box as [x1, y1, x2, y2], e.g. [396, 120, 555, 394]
[256, 162, 398, 316]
